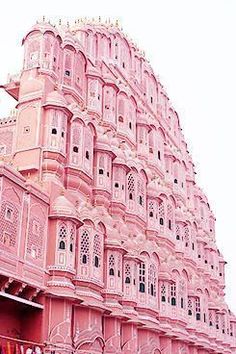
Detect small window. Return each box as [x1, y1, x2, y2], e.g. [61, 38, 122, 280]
[150, 96, 153, 104]
[99, 169, 104, 175]
[85, 151, 89, 160]
[161, 296, 166, 302]
[109, 268, 114, 276]
[5, 207, 13, 221]
[69, 243, 73, 252]
[61, 131, 64, 138]
[139, 283, 145, 293]
[122, 62, 125, 68]
[198, 254, 201, 259]
[205, 260, 208, 264]
[188, 310, 192, 316]
[129, 122, 132, 129]
[73, 146, 78, 153]
[52, 128, 57, 135]
[181, 298, 184, 309]
[59, 240, 65, 250]
[168, 220, 172, 230]
[65, 70, 70, 76]
[94, 255, 99, 268]
[192, 243, 195, 250]
[129, 193, 133, 200]
[118, 116, 124, 123]
[118, 270, 121, 277]
[209, 321, 213, 327]
[149, 211, 154, 217]
[139, 196, 143, 206]
[219, 272, 222, 277]
[82, 254, 87, 264]
[160, 218, 164, 226]
[114, 182, 119, 188]
[211, 265, 214, 269]
[196, 313, 201, 321]
[107, 172, 110, 177]
[23, 126, 30, 134]
[171, 297, 176, 306]
[125, 277, 131, 284]
[176, 235, 180, 240]
[158, 151, 161, 160]
[174, 178, 178, 184]
[204, 313, 206, 323]
[150, 284, 154, 296]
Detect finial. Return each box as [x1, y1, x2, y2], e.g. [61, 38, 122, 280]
[115, 19, 119, 28]
[98, 16, 101, 23]
[67, 21, 69, 28]
[42, 16, 45, 22]
[59, 19, 62, 25]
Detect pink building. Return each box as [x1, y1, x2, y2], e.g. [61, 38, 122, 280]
[0, 17, 235, 354]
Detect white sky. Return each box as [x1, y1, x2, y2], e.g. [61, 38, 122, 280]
[0, 0, 236, 312]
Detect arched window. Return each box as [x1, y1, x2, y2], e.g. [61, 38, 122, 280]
[52, 128, 57, 135]
[148, 264, 156, 297]
[161, 283, 166, 302]
[59, 240, 65, 250]
[128, 173, 135, 201]
[181, 297, 184, 309]
[73, 146, 78, 153]
[69, 227, 74, 253]
[93, 234, 101, 268]
[188, 297, 193, 316]
[125, 263, 131, 284]
[176, 224, 180, 240]
[139, 262, 145, 293]
[167, 204, 173, 231]
[195, 297, 201, 321]
[80, 230, 90, 265]
[158, 200, 165, 226]
[109, 254, 115, 276]
[85, 151, 89, 160]
[58, 225, 67, 250]
[170, 283, 176, 306]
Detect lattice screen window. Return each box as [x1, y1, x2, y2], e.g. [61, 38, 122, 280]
[58, 224, 67, 250]
[27, 217, 43, 259]
[0, 202, 18, 248]
[209, 310, 214, 326]
[128, 173, 135, 200]
[139, 262, 146, 293]
[109, 254, 115, 275]
[216, 313, 220, 329]
[188, 298, 193, 315]
[176, 224, 181, 240]
[69, 227, 74, 253]
[148, 264, 156, 296]
[125, 263, 131, 284]
[195, 297, 201, 320]
[138, 178, 144, 207]
[148, 200, 154, 217]
[170, 283, 176, 305]
[80, 230, 90, 264]
[184, 226, 190, 247]
[167, 204, 173, 230]
[93, 234, 101, 268]
[161, 283, 166, 302]
[158, 200, 165, 226]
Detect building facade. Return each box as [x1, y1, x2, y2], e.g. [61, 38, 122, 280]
[0, 18, 235, 354]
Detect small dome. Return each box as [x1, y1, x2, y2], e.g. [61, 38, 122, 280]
[51, 195, 77, 219]
[46, 90, 67, 107]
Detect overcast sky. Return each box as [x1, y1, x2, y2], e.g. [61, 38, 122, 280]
[0, 0, 235, 312]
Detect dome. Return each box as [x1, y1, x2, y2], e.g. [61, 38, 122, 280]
[46, 90, 68, 107]
[51, 195, 77, 219]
